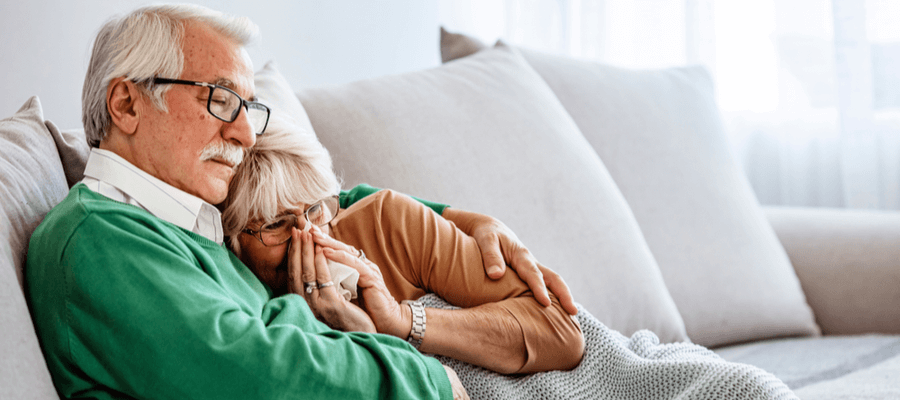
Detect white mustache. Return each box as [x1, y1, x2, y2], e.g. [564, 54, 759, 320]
[200, 142, 244, 168]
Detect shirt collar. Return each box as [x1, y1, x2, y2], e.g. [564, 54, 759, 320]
[82, 148, 224, 244]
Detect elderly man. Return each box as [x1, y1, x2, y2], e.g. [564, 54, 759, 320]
[26, 4, 573, 400]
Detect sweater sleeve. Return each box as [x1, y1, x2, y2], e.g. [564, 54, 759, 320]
[27, 203, 451, 400]
[340, 183, 449, 215]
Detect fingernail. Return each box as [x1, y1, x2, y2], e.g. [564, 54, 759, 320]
[487, 265, 502, 275]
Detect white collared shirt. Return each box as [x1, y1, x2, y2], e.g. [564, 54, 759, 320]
[80, 148, 225, 244]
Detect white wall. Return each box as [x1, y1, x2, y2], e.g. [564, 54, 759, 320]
[0, 0, 442, 129]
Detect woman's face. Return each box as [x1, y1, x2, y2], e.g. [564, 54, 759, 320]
[237, 205, 333, 295]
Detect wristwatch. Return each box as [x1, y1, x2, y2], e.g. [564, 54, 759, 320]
[402, 300, 426, 351]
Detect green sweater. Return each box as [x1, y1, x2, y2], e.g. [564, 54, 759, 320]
[27, 184, 451, 400]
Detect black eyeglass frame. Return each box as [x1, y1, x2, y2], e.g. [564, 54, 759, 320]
[241, 195, 341, 247]
[152, 77, 271, 135]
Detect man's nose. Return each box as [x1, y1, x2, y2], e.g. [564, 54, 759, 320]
[223, 105, 256, 149]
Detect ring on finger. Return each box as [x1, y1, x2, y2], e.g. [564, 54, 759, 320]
[357, 248, 367, 262]
[318, 281, 335, 289]
[304, 281, 318, 294]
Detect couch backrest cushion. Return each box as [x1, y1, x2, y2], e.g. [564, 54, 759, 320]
[440, 30, 820, 347]
[297, 45, 689, 342]
[765, 206, 900, 335]
[0, 96, 65, 398]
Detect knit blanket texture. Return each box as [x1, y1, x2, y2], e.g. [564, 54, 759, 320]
[418, 294, 799, 400]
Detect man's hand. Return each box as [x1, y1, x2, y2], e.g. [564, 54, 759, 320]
[441, 208, 578, 315]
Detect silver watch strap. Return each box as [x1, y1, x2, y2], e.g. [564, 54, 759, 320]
[403, 300, 426, 350]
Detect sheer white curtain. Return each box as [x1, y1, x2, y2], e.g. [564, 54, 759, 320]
[439, 0, 900, 210]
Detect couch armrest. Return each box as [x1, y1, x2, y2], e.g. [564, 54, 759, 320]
[763, 206, 900, 335]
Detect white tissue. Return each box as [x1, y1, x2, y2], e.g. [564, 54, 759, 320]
[303, 221, 360, 301]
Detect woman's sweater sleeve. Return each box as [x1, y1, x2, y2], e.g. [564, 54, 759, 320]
[340, 183, 450, 215]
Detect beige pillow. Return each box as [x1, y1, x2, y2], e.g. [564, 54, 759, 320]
[46, 121, 89, 188]
[440, 30, 820, 347]
[298, 44, 689, 342]
[0, 96, 67, 399]
[439, 27, 487, 63]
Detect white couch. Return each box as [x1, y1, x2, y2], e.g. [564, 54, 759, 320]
[2, 28, 898, 399]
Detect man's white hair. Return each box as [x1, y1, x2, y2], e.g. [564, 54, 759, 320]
[82, 4, 259, 147]
[221, 119, 341, 256]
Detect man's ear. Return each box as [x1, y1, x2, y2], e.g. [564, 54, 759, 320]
[106, 78, 142, 135]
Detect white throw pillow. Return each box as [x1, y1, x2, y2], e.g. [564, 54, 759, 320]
[439, 30, 820, 347]
[297, 44, 689, 343]
[254, 60, 316, 136]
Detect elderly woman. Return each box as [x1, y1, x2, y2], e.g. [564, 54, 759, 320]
[220, 125, 584, 374]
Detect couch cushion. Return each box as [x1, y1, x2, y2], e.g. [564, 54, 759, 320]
[793, 352, 900, 400]
[297, 44, 689, 342]
[0, 96, 66, 398]
[715, 334, 900, 393]
[440, 30, 820, 348]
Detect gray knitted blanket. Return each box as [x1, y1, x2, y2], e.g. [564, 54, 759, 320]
[418, 294, 799, 400]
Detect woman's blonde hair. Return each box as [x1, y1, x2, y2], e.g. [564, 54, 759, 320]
[221, 119, 340, 255]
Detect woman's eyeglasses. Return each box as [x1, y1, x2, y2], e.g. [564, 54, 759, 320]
[241, 196, 340, 246]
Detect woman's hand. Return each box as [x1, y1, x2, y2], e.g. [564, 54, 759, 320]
[311, 231, 412, 340]
[287, 227, 376, 333]
[441, 208, 579, 315]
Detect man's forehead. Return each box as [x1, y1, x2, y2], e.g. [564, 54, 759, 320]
[185, 72, 255, 100]
[214, 77, 249, 94]
[180, 22, 255, 98]
[214, 77, 233, 86]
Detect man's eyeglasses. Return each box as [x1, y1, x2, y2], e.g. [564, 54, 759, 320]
[152, 78, 271, 135]
[242, 196, 340, 246]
